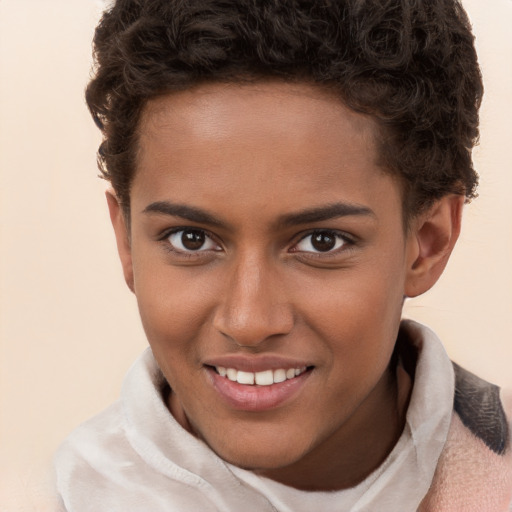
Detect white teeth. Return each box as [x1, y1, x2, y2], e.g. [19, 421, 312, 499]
[255, 370, 274, 386]
[216, 365, 308, 385]
[273, 369, 287, 383]
[236, 370, 255, 385]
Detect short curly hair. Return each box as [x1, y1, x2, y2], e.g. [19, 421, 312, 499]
[86, 0, 482, 218]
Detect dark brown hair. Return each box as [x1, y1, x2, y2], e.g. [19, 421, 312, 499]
[86, 0, 482, 217]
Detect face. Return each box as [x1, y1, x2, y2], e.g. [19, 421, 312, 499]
[110, 81, 445, 489]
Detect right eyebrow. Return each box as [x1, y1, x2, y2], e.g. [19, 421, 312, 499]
[142, 201, 226, 228]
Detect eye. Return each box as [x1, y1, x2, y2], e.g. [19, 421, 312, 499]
[294, 230, 349, 253]
[167, 229, 221, 253]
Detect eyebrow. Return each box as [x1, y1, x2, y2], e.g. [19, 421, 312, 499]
[143, 200, 374, 229]
[277, 202, 375, 227]
[143, 201, 225, 227]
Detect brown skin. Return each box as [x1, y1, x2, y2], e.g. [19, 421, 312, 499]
[107, 82, 463, 491]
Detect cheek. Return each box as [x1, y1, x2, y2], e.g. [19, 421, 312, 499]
[298, 260, 406, 365]
[132, 259, 218, 361]
[135, 279, 211, 402]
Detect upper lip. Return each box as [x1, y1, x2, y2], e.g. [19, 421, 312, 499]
[203, 354, 313, 373]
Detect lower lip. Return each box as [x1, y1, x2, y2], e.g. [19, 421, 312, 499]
[207, 367, 312, 412]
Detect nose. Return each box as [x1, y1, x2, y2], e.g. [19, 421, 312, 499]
[212, 253, 294, 347]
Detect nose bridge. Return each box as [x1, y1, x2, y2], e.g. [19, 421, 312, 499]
[213, 250, 293, 346]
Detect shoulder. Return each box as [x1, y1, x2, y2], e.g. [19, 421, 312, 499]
[419, 364, 512, 511]
[54, 399, 135, 488]
[452, 362, 510, 455]
[54, 390, 219, 512]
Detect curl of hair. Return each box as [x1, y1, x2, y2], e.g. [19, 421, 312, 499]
[86, 0, 482, 216]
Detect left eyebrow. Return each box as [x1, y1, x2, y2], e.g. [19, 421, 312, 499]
[277, 202, 375, 227]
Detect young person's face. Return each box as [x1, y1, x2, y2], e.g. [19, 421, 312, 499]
[109, 81, 451, 488]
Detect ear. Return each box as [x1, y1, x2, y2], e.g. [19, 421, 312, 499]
[404, 194, 464, 298]
[106, 190, 135, 293]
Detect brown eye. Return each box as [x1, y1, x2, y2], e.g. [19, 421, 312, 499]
[167, 229, 220, 252]
[311, 232, 336, 252]
[182, 230, 206, 250]
[294, 230, 348, 253]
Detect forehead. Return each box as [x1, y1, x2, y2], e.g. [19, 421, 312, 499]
[132, 81, 400, 224]
[141, 81, 374, 133]
[138, 81, 377, 163]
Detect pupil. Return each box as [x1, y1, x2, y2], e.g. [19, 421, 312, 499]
[182, 230, 205, 250]
[311, 232, 336, 252]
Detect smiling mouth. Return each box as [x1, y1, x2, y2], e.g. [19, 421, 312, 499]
[210, 365, 310, 386]
[206, 363, 314, 411]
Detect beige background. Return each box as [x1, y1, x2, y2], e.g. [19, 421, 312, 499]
[0, 0, 511, 509]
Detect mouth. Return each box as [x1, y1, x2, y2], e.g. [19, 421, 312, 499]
[204, 362, 314, 411]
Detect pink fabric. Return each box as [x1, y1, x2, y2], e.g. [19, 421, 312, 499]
[419, 412, 512, 511]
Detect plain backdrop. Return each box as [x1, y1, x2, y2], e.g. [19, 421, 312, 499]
[0, 0, 511, 509]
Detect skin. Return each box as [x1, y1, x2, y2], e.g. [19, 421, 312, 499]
[108, 81, 463, 491]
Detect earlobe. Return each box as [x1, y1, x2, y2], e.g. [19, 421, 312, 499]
[404, 195, 464, 298]
[106, 190, 135, 293]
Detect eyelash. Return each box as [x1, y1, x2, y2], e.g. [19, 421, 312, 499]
[158, 227, 356, 260]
